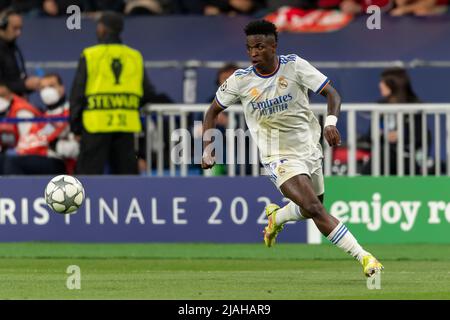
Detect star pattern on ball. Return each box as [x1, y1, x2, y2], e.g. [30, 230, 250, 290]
[45, 175, 84, 214]
[53, 178, 72, 189]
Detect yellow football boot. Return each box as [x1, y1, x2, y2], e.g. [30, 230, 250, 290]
[362, 255, 384, 277]
[263, 204, 283, 247]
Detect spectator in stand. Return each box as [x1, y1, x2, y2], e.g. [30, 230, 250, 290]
[84, 0, 125, 14]
[390, 0, 448, 16]
[4, 74, 79, 175]
[42, 0, 85, 17]
[339, 0, 393, 13]
[124, 0, 174, 15]
[204, 0, 267, 16]
[0, 81, 41, 174]
[361, 68, 430, 175]
[318, 0, 393, 13]
[266, 0, 392, 13]
[266, 1, 317, 12]
[171, 0, 205, 14]
[3, 1, 41, 15]
[0, 8, 41, 96]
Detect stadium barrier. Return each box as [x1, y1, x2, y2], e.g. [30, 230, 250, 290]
[2, 103, 449, 177]
[0, 176, 449, 243]
[144, 103, 450, 177]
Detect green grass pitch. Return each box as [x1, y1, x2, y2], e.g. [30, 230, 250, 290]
[0, 243, 449, 299]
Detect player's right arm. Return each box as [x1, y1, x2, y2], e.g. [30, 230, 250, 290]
[201, 99, 224, 169]
[201, 72, 240, 170]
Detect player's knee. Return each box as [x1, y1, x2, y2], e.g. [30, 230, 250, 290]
[302, 201, 326, 218]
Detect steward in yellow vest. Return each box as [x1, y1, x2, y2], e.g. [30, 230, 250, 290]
[70, 11, 157, 174]
[82, 43, 143, 133]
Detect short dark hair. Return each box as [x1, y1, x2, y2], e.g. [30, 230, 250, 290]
[98, 11, 124, 35]
[43, 73, 63, 85]
[244, 20, 278, 43]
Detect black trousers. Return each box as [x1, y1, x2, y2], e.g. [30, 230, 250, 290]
[3, 155, 66, 175]
[76, 131, 138, 175]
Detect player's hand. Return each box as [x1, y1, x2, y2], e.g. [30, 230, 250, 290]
[324, 126, 341, 147]
[201, 153, 216, 169]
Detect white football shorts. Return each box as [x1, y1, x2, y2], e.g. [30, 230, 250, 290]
[263, 156, 325, 195]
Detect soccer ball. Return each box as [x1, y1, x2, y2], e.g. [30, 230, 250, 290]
[45, 175, 85, 214]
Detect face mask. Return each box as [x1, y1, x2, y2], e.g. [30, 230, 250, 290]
[0, 97, 11, 113]
[40, 87, 60, 106]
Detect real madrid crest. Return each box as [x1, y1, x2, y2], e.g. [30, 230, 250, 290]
[278, 77, 288, 89]
[250, 87, 260, 98]
[277, 166, 286, 176]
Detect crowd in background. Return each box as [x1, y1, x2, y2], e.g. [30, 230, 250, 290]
[0, 9, 171, 176]
[0, 0, 448, 17]
[0, 5, 447, 176]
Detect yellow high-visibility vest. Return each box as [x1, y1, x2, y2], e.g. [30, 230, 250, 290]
[82, 44, 144, 133]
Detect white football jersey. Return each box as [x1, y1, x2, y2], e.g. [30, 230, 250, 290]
[215, 54, 329, 163]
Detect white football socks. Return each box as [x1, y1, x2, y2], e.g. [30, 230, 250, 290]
[274, 203, 370, 263]
[326, 222, 369, 263]
[275, 202, 306, 225]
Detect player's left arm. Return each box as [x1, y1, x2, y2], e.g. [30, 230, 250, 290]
[320, 84, 342, 147]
